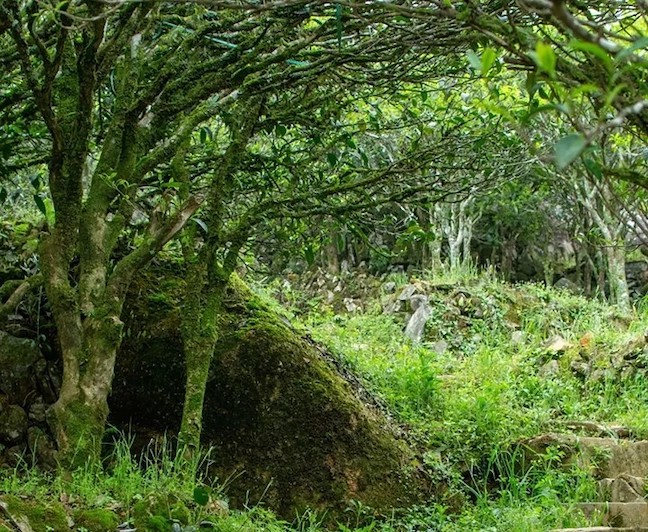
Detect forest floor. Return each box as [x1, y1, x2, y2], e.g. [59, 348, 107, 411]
[2, 267, 648, 531]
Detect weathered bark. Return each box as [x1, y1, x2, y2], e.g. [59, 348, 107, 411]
[111, 271, 431, 518]
[577, 179, 630, 311]
[177, 260, 226, 453]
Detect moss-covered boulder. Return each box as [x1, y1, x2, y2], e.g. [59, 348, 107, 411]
[73, 508, 120, 531]
[111, 271, 430, 518]
[0, 495, 69, 532]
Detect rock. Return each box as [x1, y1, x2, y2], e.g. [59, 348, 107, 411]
[0, 405, 27, 445]
[343, 298, 359, 313]
[3, 443, 27, 467]
[430, 340, 448, 355]
[574, 502, 648, 528]
[521, 433, 648, 479]
[544, 335, 572, 354]
[599, 474, 646, 502]
[570, 360, 591, 378]
[0, 331, 42, 404]
[383, 299, 404, 314]
[382, 281, 396, 294]
[397, 284, 418, 301]
[559, 420, 632, 439]
[511, 331, 525, 344]
[27, 426, 56, 469]
[404, 300, 431, 344]
[554, 277, 581, 294]
[28, 397, 47, 423]
[539, 360, 560, 377]
[111, 273, 430, 519]
[409, 294, 429, 311]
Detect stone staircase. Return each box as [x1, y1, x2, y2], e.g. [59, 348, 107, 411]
[520, 424, 648, 531]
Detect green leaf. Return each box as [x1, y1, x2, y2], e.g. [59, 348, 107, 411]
[326, 152, 337, 167]
[568, 40, 612, 71]
[555, 133, 587, 169]
[193, 486, 210, 506]
[304, 245, 315, 266]
[33, 194, 47, 216]
[534, 42, 556, 76]
[525, 72, 537, 98]
[584, 157, 603, 179]
[480, 47, 497, 75]
[604, 83, 627, 108]
[276, 124, 287, 136]
[616, 37, 648, 61]
[193, 218, 208, 233]
[466, 50, 481, 72]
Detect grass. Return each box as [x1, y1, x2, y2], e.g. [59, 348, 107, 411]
[295, 270, 648, 530]
[4, 269, 648, 530]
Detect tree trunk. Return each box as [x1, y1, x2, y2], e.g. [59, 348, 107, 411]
[47, 311, 123, 468]
[111, 270, 430, 518]
[606, 243, 631, 311]
[178, 261, 226, 453]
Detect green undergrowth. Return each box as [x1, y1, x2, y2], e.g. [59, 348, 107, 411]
[3, 270, 647, 531]
[288, 269, 648, 530]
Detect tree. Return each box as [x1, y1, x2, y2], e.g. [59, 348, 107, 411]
[0, 0, 487, 466]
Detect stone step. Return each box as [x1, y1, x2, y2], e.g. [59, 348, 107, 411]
[521, 433, 648, 478]
[558, 421, 633, 439]
[599, 475, 646, 503]
[574, 502, 648, 528]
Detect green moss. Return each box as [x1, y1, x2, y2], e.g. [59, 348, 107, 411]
[74, 508, 119, 531]
[114, 269, 428, 520]
[132, 493, 182, 532]
[170, 501, 191, 524]
[3, 495, 70, 532]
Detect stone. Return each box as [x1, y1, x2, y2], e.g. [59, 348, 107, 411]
[574, 502, 648, 528]
[382, 281, 396, 294]
[3, 443, 27, 467]
[554, 277, 581, 294]
[521, 433, 648, 479]
[409, 294, 429, 311]
[570, 360, 591, 378]
[430, 341, 448, 355]
[0, 405, 27, 445]
[539, 360, 560, 377]
[0, 332, 42, 405]
[599, 474, 646, 503]
[397, 284, 418, 301]
[27, 427, 56, 469]
[511, 331, 525, 344]
[28, 397, 47, 423]
[544, 335, 572, 354]
[343, 298, 359, 313]
[404, 301, 431, 344]
[383, 299, 403, 314]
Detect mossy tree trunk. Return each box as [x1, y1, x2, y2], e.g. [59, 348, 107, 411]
[178, 261, 226, 453]
[176, 101, 259, 452]
[3, 10, 204, 467]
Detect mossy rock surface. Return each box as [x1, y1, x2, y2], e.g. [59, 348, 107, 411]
[1, 495, 70, 532]
[112, 271, 430, 518]
[73, 508, 119, 531]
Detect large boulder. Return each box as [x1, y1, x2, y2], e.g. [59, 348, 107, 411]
[110, 272, 431, 518]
